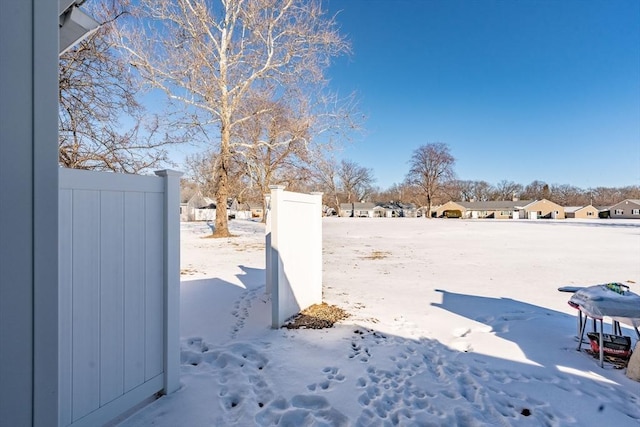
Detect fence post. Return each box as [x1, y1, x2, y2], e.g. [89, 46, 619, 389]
[264, 192, 272, 295]
[155, 169, 183, 394]
[268, 185, 286, 328]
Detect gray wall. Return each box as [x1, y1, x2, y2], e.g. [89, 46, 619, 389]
[0, 1, 59, 425]
[609, 200, 640, 219]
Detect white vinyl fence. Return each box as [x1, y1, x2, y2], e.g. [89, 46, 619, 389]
[58, 168, 181, 427]
[266, 186, 323, 328]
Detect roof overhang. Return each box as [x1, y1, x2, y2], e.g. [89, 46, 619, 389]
[59, 2, 100, 55]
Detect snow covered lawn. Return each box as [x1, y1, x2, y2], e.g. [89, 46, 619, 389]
[117, 218, 640, 426]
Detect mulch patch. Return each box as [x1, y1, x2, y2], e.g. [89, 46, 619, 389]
[284, 302, 351, 329]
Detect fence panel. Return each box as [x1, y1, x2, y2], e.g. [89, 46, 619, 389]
[58, 168, 181, 427]
[267, 186, 323, 328]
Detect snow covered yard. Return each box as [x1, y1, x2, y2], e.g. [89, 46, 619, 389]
[117, 218, 640, 426]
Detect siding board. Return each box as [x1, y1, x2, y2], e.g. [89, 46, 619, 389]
[100, 191, 125, 405]
[123, 192, 146, 392]
[71, 190, 101, 420]
[59, 189, 74, 427]
[144, 192, 164, 380]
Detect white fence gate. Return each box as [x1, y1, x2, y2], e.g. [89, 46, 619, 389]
[58, 168, 181, 427]
[266, 186, 323, 328]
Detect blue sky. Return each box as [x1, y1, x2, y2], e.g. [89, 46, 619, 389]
[324, 0, 640, 190]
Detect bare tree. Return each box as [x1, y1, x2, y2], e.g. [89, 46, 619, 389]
[372, 182, 410, 203]
[59, 0, 177, 173]
[405, 143, 456, 217]
[549, 184, 586, 206]
[447, 180, 494, 202]
[470, 181, 495, 202]
[180, 179, 198, 203]
[184, 150, 218, 198]
[588, 187, 630, 207]
[308, 154, 342, 214]
[445, 180, 471, 202]
[495, 180, 524, 201]
[185, 148, 249, 202]
[119, 0, 350, 236]
[338, 160, 375, 203]
[521, 180, 550, 200]
[237, 94, 312, 218]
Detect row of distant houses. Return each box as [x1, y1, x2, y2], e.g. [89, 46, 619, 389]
[181, 193, 640, 222]
[339, 199, 640, 220]
[180, 193, 265, 222]
[338, 201, 421, 218]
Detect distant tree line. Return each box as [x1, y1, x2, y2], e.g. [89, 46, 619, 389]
[370, 143, 640, 218]
[181, 141, 639, 219]
[370, 178, 640, 211]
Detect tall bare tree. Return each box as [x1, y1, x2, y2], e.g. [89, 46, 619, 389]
[184, 150, 219, 198]
[405, 143, 456, 217]
[59, 0, 177, 172]
[184, 148, 249, 202]
[338, 159, 375, 203]
[119, 0, 350, 236]
[308, 154, 342, 213]
[237, 94, 312, 217]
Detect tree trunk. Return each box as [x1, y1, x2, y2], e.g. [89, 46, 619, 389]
[213, 122, 232, 237]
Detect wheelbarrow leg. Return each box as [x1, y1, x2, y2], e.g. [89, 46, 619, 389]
[599, 319, 604, 368]
[577, 311, 587, 351]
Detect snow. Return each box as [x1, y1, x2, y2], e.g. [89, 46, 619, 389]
[116, 218, 640, 426]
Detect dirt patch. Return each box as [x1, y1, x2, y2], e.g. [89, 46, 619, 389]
[228, 241, 265, 251]
[180, 267, 199, 276]
[284, 302, 351, 329]
[203, 233, 236, 239]
[362, 250, 391, 260]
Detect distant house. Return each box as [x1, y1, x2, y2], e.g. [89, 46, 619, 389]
[462, 200, 536, 219]
[374, 201, 418, 218]
[339, 202, 375, 217]
[432, 200, 531, 219]
[432, 199, 565, 219]
[322, 205, 337, 216]
[564, 205, 599, 219]
[518, 199, 565, 219]
[432, 201, 467, 218]
[608, 199, 640, 219]
[595, 206, 611, 218]
[241, 201, 264, 219]
[396, 202, 418, 217]
[373, 205, 389, 217]
[180, 203, 189, 221]
[184, 192, 216, 221]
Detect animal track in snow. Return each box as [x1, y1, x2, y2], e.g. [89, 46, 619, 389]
[349, 328, 385, 362]
[348, 335, 603, 426]
[307, 366, 346, 392]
